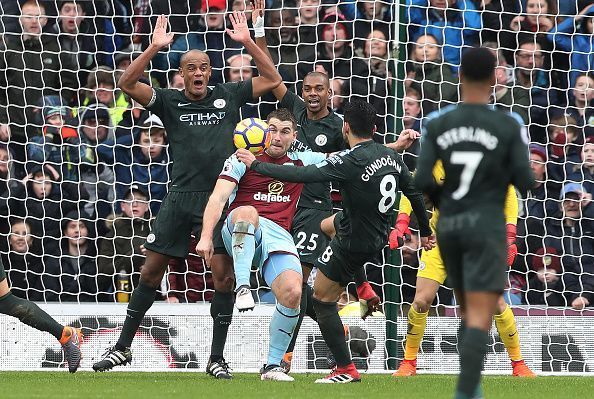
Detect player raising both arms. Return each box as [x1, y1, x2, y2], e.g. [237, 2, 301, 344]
[392, 162, 535, 377]
[414, 48, 535, 399]
[196, 109, 327, 381]
[92, 13, 281, 378]
[237, 100, 433, 383]
[0, 259, 82, 372]
[249, 0, 419, 371]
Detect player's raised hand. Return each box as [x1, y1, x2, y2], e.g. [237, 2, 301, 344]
[195, 238, 214, 267]
[151, 15, 174, 49]
[235, 148, 257, 168]
[227, 10, 251, 44]
[251, 0, 265, 23]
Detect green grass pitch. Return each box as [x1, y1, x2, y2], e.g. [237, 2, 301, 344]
[1, 372, 593, 398]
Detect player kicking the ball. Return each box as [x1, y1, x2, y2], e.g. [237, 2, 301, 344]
[414, 48, 535, 399]
[0, 258, 82, 372]
[196, 108, 327, 381]
[236, 100, 434, 383]
[392, 161, 535, 377]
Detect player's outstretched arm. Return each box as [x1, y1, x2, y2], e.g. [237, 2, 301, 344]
[398, 161, 433, 247]
[251, 0, 288, 101]
[195, 179, 236, 265]
[385, 129, 420, 152]
[227, 8, 281, 99]
[118, 15, 173, 106]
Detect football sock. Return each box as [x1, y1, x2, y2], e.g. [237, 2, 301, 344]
[268, 303, 300, 366]
[494, 304, 522, 361]
[456, 328, 489, 398]
[304, 283, 317, 321]
[353, 267, 367, 286]
[285, 283, 312, 354]
[313, 297, 351, 368]
[0, 292, 63, 339]
[404, 306, 428, 360]
[116, 281, 156, 350]
[231, 221, 256, 288]
[210, 291, 234, 362]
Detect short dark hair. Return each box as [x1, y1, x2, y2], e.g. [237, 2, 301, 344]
[460, 47, 496, 83]
[304, 71, 330, 88]
[344, 100, 376, 138]
[267, 108, 297, 130]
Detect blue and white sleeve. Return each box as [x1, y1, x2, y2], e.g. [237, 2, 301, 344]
[219, 155, 246, 183]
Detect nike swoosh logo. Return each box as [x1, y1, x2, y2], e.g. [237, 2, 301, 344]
[508, 332, 517, 337]
[178, 102, 191, 107]
[279, 328, 293, 337]
[217, 313, 232, 318]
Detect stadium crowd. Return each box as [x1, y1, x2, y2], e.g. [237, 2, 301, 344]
[0, 0, 593, 309]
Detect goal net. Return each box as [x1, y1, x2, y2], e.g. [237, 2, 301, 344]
[0, 0, 593, 374]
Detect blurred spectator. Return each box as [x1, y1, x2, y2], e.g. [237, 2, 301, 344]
[114, 112, 170, 215]
[166, 0, 243, 85]
[0, 144, 12, 240]
[59, 210, 105, 302]
[77, 104, 116, 223]
[567, 137, 594, 197]
[168, 71, 185, 89]
[359, 29, 393, 134]
[0, 0, 77, 166]
[45, 1, 107, 89]
[98, 185, 152, 294]
[353, 0, 391, 48]
[566, 73, 594, 136]
[524, 247, 566, 306]
[401, 86, 422, 171]
[266, 8, 314, 83]
[546, 4, 594, 88]
[478, 0, 519, 60]
[80, 67, 130, 126]
[406, 0, 482, 69]
[541, 184, 594, 310]
[491, 47, 530, 124]
[9, 164, 82, 254]
[225, 54, 260, 118]
[167, 236, 214, 303]
[316, 12, 370, 97]
[406, 34, 458, 115]
[298, 0, 321, 46]
[548, 113, 584, 178]
[330, 79, 346, 115]
[135, 0, 201, 51]
[506, 0, 557, 45]
[115, 77, 151, 140]
[2, 219, 44, 301]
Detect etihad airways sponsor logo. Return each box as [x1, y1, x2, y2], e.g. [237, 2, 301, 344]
[179, 112, 226, 126]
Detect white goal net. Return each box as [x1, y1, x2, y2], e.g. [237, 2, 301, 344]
[0, 0, 593, 374]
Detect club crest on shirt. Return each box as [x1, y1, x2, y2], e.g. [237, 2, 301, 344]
[315, 134, 328, 146]
[146, 233, 156, 244]
[214, 99, 226, 109]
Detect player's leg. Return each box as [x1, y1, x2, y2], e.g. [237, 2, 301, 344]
[312, 268, 360, 383]
[260, 253, 302, 381]
[0, 267, 82, 372]
[228, 206, 260, 310]
[494, 295, 535, 377]
[207, 253, 235, 378]
[395, 246, 446, 376]
[283, 208, 331, 371]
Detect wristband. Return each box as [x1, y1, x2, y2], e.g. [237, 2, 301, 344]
[254, 15, 265, 38]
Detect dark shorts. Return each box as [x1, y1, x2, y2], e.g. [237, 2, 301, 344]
[315, 238, 376, 287]
[0, 257, 5, 282]
[292, 207, 332, 267]
[144, 191, 226, 259]
[437, 228, 507, 293]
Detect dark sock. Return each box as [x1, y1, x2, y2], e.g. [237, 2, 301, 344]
[313, 297, 351, 367]
[457, 328, 489, 398]
[286, 283, 311, 353]
[304, 284, 317, 322]
[209, 291, 234, 362]
[457, 320, 467, 353]
[116, 281, 156, 350]
[0, 292, 63, 339]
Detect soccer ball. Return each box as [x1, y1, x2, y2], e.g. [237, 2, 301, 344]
[233, 117, 271, 155]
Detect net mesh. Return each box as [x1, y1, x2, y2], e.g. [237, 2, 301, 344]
[0, 0, 593, 373]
